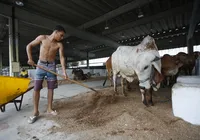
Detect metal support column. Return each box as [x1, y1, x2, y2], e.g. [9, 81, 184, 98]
[86, 51, 89, 69]
[15, 18, 19, 62]
[187, 38, 193, 55]
[0, 50, 2, 70]
[8, 17, 14, 76]
[187, 0, 200, 54]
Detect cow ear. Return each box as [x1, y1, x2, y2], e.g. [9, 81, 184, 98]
[151, 56, 160, 62]
[152, 60, 162, 74]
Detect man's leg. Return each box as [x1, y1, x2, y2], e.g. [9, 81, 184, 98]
[28, 62, 45, 123]
[47, 89, 54, 112]
[33, 90, 40, 116]
[46, 62, 58, 115]
[28, 80, 43, 124]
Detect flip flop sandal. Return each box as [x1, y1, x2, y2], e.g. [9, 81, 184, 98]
[46, 110, 58, 116]
[28, 116, 38, 124]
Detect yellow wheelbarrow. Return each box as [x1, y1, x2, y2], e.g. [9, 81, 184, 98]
[0, 76, 34, 112]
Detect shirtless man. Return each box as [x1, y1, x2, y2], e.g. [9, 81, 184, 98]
[26, 25, 67, 124]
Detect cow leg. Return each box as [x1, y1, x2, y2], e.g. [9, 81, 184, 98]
[140, 89, 148, 106]
[108, 71, 113, 87]
[109, 76, 113, 87]
[126, 80, 131, 91]
[189, 67, 193, 75]
[113, 74, 117, 94]
[184, 68, 188, 75]
[146, 88, 154, 106]
[121, 78, 127, 96]
[167, 76, 170, 86]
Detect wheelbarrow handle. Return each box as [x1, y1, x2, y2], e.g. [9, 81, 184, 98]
[34, 64, 98, 93]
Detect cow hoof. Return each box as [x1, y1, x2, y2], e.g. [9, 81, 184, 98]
[149, 102, 154, 106]
[127, 88, 131, 91]
[114, 91, 119, 95]
[123, 93, 128, 97]
[143, 100, 148, 106]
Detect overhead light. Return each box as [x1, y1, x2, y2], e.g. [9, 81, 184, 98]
[104, 26, 109, 30]
[138, 8, 144, 18]
[163, 31, 166, 33]
[157, 32, 160, 35]
[152, 33, 154, 36]
[169, 40, 172, 43]
[198, 23, 200, 26]
[105, 20, 109, 30]
[169, 30, 172, 32]
[175, 28, 178, 31]
[15, 0, 24, 6]
[66, 41, 70, 44]
[195, 30, 199, 33]
[182, 26, 186, 29]
[121, 32, 125, 38]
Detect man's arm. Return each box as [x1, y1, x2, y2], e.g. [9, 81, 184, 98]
[26, 35, 44, 65]
[59, 43, 67, 78]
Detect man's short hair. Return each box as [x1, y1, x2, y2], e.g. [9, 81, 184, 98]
[54, 25, 66, 33]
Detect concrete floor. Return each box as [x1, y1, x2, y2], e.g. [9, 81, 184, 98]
[0, 80, 108, 140]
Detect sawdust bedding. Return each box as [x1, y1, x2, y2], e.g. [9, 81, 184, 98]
[46, 83, 200, 140]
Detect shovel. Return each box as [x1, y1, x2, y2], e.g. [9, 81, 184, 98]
[34, 64, 98, 93]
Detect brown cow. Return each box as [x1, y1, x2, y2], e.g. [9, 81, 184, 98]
[161, 54, 183, 86]
[103, 56, 113, 86]
[72, 68, 89, 80]
[193, 51, 200, 59]
[175, 52, 196, 75]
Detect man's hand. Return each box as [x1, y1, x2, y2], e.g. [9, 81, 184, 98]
[63, 72, 68, 79]
[27, 59, 35, 66]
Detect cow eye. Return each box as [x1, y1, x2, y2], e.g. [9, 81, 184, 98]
[144, 66, 148, 70]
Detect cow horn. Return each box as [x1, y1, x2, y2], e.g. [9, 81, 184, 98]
[152, 56, 160, 62]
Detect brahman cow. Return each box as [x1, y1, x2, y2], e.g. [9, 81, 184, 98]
[112, 35, 163, 106]
[103, 56, 132, 93]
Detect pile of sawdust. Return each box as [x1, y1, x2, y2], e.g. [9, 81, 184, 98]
[47, 87, 200, 140]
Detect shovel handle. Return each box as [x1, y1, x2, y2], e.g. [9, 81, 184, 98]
[34, 64, 98, 93]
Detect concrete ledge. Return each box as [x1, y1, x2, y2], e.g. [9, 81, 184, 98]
[172, 76, 200, 125]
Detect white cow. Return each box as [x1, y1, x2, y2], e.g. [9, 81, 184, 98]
[111, 35, 163, 106]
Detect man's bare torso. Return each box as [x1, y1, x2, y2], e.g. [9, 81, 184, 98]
[39, 35, 60, 62]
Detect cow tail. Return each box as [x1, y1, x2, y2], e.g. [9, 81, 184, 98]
[103, 72, 108, 86]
